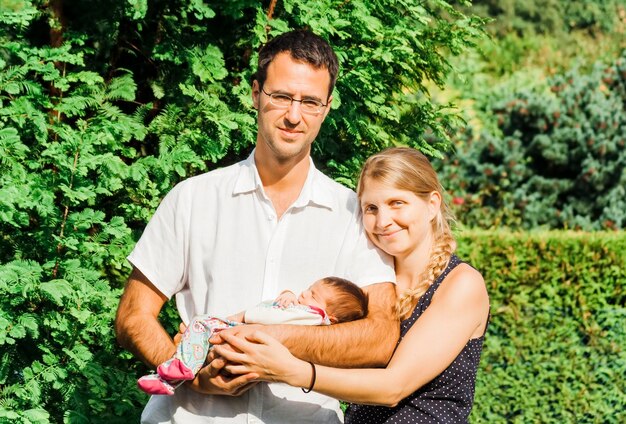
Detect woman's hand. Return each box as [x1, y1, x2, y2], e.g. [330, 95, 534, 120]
[172, 322, 259, 395]
[213, 330, 310, 388]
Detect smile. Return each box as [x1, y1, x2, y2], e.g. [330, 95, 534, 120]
[279, 128, 303, 137]
[377, 229, 404, 238]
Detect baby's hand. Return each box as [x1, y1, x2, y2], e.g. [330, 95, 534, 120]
[274, 290, 297, 307]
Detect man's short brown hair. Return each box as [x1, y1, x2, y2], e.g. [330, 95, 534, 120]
[255, 29, 339, 98]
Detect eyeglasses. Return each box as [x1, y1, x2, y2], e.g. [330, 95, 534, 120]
[261, 87, 328, 115]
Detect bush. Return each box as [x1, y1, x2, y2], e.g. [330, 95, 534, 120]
[466, 0, 625, 35]
[439, 50, 626, 230]
[0, 1, 484, 422]
[457, 230, 626, 423]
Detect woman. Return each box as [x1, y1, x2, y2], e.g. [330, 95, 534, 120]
[216, 147, 490, 423]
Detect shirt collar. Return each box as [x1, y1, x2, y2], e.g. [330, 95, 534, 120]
[232, 151, 260, 195]
[233, 149, 335, 210]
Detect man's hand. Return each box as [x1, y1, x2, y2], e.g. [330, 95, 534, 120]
[183, 324, 262, 396]
[173, 322, 186, 346]
[186, 362, 259, 396]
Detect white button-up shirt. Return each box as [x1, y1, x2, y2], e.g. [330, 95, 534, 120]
[128, 151, 395, 424]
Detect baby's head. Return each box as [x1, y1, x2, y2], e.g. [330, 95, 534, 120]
[298, 277, 369, 324]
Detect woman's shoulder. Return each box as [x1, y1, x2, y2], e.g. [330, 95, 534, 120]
[428, 262, 489, 338]
[435, 261, 488, 309]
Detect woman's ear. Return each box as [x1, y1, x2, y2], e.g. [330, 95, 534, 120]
[428, 191, 442, 221]
[328, 314, 339, 324]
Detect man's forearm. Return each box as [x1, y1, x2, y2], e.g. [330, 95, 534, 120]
[115, 272, 176, 369]
[116, 312, 176, 368]
[266, 282, 399, 367]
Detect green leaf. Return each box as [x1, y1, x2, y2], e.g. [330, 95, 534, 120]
[151, 82, 164, 99]
[4, 82, 20, 94]
[105, 73, 137, 102]
[125, 0, 148, 20]
[0, 409, 20, 420]
[188, 0, 215, 19]
[22, 408, 50, 423]
[0, 316, 13, 345]
[191, 45, 228, 83]
[40, 280, 73, 305]
[9, 324, 26, 339]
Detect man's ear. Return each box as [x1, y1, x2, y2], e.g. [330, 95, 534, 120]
[322, 95, 333, 119]
[252, 80, 260, 110]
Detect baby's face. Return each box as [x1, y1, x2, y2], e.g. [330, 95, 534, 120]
[298, 280, 334, 311]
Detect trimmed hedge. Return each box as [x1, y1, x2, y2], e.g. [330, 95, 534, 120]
[458, 230, 626, 423]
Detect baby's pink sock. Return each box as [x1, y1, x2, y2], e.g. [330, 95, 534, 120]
[157, 358, 195, 381]
[137, 374, 176, 396]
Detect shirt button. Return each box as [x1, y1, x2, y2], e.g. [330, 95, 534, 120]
[268, 215, 275, 220]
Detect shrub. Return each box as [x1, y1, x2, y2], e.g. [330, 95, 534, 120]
[457, 230, 626, 423]
[0, 1, 484, 421]
[439, 50, 626, 230]
[466, 0, 625, 35]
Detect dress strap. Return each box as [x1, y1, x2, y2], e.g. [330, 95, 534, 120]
[419, 254, 462, 306]
[401, 254, 463, 329]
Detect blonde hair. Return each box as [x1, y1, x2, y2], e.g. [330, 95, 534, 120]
[357, 147, 457, 319]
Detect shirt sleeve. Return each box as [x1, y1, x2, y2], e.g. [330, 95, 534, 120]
[342, 213, 396, 287]
[127, 182, 190, 299]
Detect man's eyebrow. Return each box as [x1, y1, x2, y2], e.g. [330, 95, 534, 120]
[301, 95, 323, 102]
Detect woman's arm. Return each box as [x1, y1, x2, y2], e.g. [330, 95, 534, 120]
[216, 265, 489, 406]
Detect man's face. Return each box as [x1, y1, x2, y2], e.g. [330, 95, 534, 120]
[252, 52, 333, 164]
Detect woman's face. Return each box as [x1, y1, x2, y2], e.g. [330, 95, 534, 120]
[359, 178, 440, 259]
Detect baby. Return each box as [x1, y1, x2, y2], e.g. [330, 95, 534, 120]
[138, 276, 368, 395]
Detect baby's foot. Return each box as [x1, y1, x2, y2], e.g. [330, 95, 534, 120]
[157, 358, 195, 381]
[137, 374, 176, 396]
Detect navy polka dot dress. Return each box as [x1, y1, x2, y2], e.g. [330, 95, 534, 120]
[345, 255, 488, 423]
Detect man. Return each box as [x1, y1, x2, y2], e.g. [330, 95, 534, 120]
[115, 30, 398, 423]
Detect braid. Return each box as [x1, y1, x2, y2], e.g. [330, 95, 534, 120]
[396, 232, 457, 320]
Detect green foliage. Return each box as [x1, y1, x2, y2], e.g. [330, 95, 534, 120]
[439, 50, 626, 230]
[467, 0, 625, 35]
[454, 27, 626, 83]
[0, 0, 484, 421]
[274, 0, 486, 181]
[457, 230, 626, 422]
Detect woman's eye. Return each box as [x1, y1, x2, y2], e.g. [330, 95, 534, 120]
[363, 205, 377, 213]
